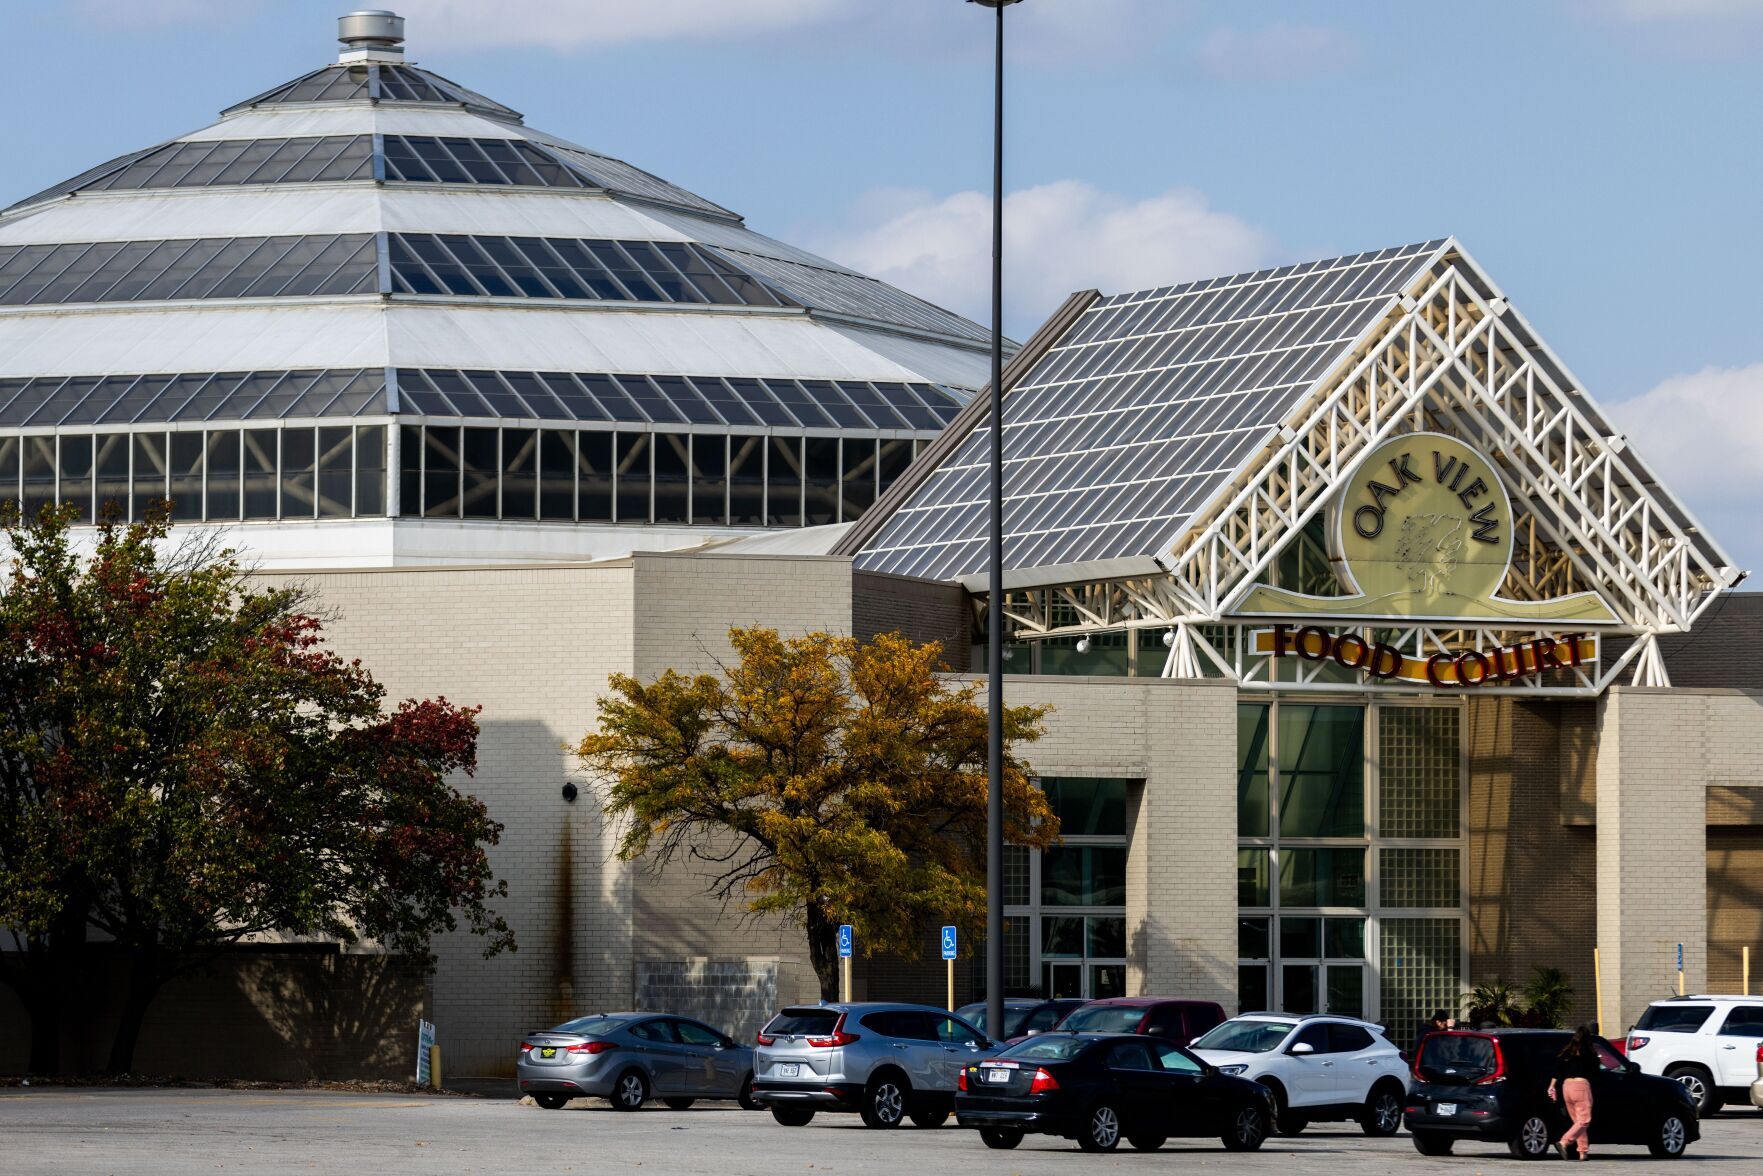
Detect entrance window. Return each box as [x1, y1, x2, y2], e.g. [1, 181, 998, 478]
[1000, 777, 1132, 1000]
[1238, 701, 1463, 1031]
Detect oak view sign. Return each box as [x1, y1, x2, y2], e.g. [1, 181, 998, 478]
[1232, 431, 1616, 689]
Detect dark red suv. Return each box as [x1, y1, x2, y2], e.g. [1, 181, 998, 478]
[1054, 998, 1227, 1046]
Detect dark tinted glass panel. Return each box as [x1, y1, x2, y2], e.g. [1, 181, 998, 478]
[765, 1009, 840, 1037]
[316, 426, 352, 518]
[168, 432, 203, 522]
[1238, 703, 1271, 837]
[1239, 917, 1270, 959]
[398, 425, 422, 517]
[723, 377, 792, 427]
[205, 431, 240, 520]
[82, 137, 375, 192]
[1279, 705, 1364, 837]
[423, 426, 460, 517]
[804, 437, 839, 525]
[460, 427, 498, 518]
[538, 430, 574, 520]
[690, 433, 725, 525]
[94, 433, 130, 520]
[383, 236, 782, 306]
[877, 438, 913, 494]
[653, 434, 690, 524]
[1041, 847, 1126, 907]
[763, 379, 832, 428]
[281, 428, 316, 519]
[840, 437, 875, 520]
[131, 433, 167, 521]
[1720, 1007, 1763, 1036]
[21, 436, 55, 520]
[58, 433, 93, 521]
[355, 425, 385, 516]
[728, 435, 765, 526]
[615, 433, 649, 523]
[767, 436, 801, 527]
[578, 431, 612, 521]
[501, 427, 537, 520]
[0, 235, 378, 305]
[1041, 778, 1128, 837]
[0, 436, 15, 508]
[1278, 848, 1366, 907]
[1634, 1005, 1714, 1032]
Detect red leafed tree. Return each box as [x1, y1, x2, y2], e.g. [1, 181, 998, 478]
[0, 505, 513, 1075]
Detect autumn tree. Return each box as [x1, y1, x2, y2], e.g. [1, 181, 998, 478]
[577, 627, 1056, 1000]
[0, 505, 513, 1075]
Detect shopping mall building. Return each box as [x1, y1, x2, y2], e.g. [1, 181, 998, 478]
[2, 13, 1759, 1079]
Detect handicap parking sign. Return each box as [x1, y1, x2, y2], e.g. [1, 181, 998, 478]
[838, 924, 853, 958]
[941, 925, 958, 961]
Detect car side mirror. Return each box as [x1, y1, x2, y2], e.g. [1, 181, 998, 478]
[1290, 1042, 1315, 1055]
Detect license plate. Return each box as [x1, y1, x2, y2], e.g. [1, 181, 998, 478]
[777, 1063, 800, 1078]
[986, 1069, 1011, 1084]
[539, 1048, 557, 1059]
[1435, 1102, 1457, 1116]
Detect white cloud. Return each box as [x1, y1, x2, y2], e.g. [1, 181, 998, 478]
[812, 180, 1274, 333]
[1606, 362, 1763, 571]
[1197, 22, 1361, 82]
[396, 0, 845, 50]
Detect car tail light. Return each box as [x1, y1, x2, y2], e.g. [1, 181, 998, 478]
[806, 1013, 859, 1048]
[957, 1069, 968, 1093]
[755, 1032, 776, 1046]
[1028, 1068, 1060, 1095]
[519, 1042, 534, 1053]
[1755, 1042, 1763, 1066]
[1474, 1037, 1508, 1085]
[1628, 1034, 1650, 1052]
[567, 1041, 616, 1055]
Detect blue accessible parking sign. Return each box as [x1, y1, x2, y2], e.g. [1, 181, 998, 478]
[838, 924, 854, 958]
[941, 925, 958, 960]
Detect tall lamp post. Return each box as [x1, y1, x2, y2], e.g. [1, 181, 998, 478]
[968, 0, 1021, 1044]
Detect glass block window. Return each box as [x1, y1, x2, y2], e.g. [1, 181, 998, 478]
[1002, 916, 1031, 993]
[1380, 917, 1463, 1049]
[1002, 845, 1030, 907]
[1379, 707, 1461, 838]
[1380, 848, 1461, 908]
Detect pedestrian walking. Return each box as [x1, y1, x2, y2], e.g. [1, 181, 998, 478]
[1416, 1008, 1454, 1043]
[1548, 1025, 1600, 1160]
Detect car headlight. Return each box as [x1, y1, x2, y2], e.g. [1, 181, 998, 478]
[1218, 1064, 1248, 1076]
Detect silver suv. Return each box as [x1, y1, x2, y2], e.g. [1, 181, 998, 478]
[751, 1002, 994, 1128]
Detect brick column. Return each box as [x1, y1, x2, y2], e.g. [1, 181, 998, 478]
[1595, 688, 1707, 1034]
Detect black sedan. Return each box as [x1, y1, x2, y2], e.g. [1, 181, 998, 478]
[955, 1031, 1275, 1152]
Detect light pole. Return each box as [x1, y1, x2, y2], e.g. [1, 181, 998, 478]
[967, 0, 1021, 1045]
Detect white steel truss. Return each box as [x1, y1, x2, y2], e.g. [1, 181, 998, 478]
[975, 245, 1741, 696]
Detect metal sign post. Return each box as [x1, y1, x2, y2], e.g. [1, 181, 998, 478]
[838, 924, 853, 1002]
[942, 926, 958, 1011]
[1677, 942, 1685, 996]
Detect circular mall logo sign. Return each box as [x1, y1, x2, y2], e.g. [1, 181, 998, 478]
[1335, 432, 1514, 613]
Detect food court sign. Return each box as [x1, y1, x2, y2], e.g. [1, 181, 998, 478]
[1250, 624, 1595, 688]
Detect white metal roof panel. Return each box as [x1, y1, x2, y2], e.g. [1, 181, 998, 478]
[181, 105, 517, 142]
[0, 303, 389, 376]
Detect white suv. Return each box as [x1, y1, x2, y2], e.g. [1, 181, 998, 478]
[1190, 1013, 1409, 1136]
[1625, 995, 1763, 1116]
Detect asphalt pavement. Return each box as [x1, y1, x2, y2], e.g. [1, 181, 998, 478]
[2, 1086, 1761, 1175]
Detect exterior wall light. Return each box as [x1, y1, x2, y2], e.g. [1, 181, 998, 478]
[1075, 637, 1092, 654]
[1163, 629, 1176, 647]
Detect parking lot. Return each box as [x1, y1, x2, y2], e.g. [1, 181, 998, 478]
[3, 1087, 1762, 1175]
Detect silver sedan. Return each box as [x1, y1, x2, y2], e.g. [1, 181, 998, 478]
[517, 1012, 759, 1111]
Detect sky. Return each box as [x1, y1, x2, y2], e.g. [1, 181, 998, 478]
[2, 0, 1761, 572]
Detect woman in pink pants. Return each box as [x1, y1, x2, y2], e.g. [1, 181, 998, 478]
[1549, 1026, 1601, 1160]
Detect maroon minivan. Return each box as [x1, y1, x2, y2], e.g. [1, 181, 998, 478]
[1054, 998, 1227, 1047]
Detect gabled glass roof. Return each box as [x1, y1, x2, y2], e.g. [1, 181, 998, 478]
[224, 63, 522, 122]
[854, 241, 1452, 582]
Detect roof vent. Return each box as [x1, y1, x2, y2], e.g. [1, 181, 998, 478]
[338, 9, 405, 62]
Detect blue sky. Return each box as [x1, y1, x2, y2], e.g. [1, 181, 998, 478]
[4, 0, 1762, 571]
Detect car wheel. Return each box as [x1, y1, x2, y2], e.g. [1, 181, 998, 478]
[611, 1069, 648, 1112]
[737, 1073, 761, 1111]
[859, 1074, 908, 1129]
[532, 1094, 568, 1110]
[1506, 1113, 1552, 1160]
[1666, 1065, 1721, 1117]
[1078, 1101, 1122, 1152]
[908, 1104, 950, 1129]
[1266, 1083, 1307, 1136]
[1412, 1131, 1454, 1156]
[1127, 1131, 1167, 1151]
[1648, 1114, 1690, 1159]
[1221, 1103, 1269, 1152]
[1360, 1083, 1404, 1137]
[663, 1097, 695, 1111]
[980, 1127, 1024, 1150]
[770, 1105, 815, 1127]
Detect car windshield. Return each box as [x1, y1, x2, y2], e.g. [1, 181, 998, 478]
[998, 1035, 1090, 1061]
[551, 1016, 626, 1037]
[1635, 1005, 1715, 1033]
[957, 1004, 1030, 1039]
[1058, 1005, 1145, 1034]
[1192, 1019, 1294, 1053]
[765, 1008, 840, 1036]
[1416, 1034, 1498, 1083]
